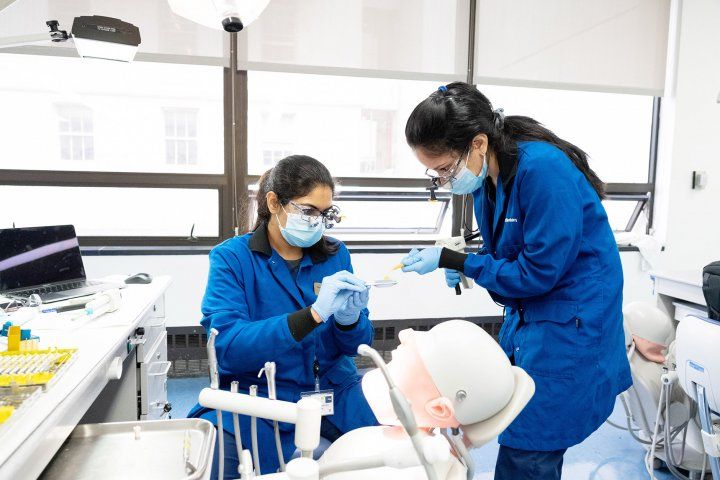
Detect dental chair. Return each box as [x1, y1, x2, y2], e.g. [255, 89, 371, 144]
[200, 320, 535, 480]
[622, 302, 708, 478]
[676, 261, 720, 479]
[317, 366, 535, 480]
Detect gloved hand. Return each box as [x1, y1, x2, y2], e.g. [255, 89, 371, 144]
[445, 269, 461, 288]
[401, 247, 442, 275]
[334, 288, 370, 326]
[312, 270, 367, 322]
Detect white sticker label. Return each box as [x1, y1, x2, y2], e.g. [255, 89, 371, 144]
[301, 389, 334, 416]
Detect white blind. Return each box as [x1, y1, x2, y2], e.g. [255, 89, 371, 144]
[0, 0, 226, 64]
[473, 0, 671, 95]
[237, 0, 470, 81]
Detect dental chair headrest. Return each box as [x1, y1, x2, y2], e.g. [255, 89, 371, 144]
[460, 367, 535, 448]
[703, 261, 720, 321]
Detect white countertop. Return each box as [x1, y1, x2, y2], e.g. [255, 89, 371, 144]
[0, 276, 171, 480]
[651, 270, 706, 307]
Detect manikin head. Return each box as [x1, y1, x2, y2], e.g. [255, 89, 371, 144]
[362, 320, 515, 428]
[623, 302, 675, 364]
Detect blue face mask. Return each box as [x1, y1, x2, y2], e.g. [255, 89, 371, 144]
[449, 153, 488, 195]
[276, 209, 325, 248]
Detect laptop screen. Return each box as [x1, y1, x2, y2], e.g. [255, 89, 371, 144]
[0, 225, 86, 292]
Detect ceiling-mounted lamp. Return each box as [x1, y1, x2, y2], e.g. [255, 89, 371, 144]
[167, 0, 270, 32]
[0, 14, 141, 62]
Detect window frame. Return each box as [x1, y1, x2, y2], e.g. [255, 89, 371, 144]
[0, 1, 659, 250]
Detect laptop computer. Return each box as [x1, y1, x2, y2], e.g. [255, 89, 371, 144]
[0, 225, 124, 304]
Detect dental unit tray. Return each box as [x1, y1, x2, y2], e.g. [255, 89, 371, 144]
[0, 348, 77, 427]
[0, 348, 77, 388]
[40, 418, 216, 480]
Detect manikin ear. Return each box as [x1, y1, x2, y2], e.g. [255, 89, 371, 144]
[266, 191, 281, 215]
[424, 396, 456, 423]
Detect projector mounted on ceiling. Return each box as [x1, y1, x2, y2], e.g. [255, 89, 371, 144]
[71, 16, 141, 62]
[0, 15, 141, 62]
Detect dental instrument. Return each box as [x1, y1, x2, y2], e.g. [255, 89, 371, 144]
[250, 384, 261, 476]
[365, 280, 398, 288]
[260, 362, 286, 471]
[206, 328, 224, 480]
[231, 380, 244, 475]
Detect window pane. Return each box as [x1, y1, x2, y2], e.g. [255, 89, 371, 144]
[0, 54, 223, 174]
[248, 71, 446, 178]
[333, 199, 447, 233]
[71, 137, 83, 160]
[0, 186, 219, 237]
[83, 137, 94, 161]
[166, 140, 176, 164]
[602, 200, 641, 232]
[476, 85, 654, 183]
[59, 136, 71, 161]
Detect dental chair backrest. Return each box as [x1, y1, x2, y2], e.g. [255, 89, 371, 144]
[622, 303, 676, 435]
[677, 261, 720, 412]
[461, 367, 535, 447]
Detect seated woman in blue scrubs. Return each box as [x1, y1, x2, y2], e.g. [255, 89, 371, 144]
[399, 83, 632, 480]
[188, 155, 378, 478]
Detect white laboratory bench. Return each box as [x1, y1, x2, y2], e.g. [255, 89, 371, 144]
[652, 270, 708, 321]
[0, 276, 171, 480]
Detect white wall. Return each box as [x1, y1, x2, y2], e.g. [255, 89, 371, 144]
[654, 0, 720, 272]
[84, 251, 654, 328]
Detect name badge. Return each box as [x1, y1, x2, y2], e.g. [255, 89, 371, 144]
[313, 282, 322, 296]
[300, 389, 334, 416]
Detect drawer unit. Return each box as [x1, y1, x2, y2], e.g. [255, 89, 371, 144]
[139, 331, 171, 420]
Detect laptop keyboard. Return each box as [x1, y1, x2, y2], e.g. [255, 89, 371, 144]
[13, 281, 89, 298]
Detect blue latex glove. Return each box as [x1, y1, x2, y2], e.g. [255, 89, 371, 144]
[401, 247, 442, 275]
[445, 269, 461, 288]
[334, 288, 370, 326]
[312, 270, 367, 322]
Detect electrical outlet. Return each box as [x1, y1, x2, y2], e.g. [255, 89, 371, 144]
[692, 170, 708, 190]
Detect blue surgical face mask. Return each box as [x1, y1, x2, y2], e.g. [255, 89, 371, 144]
[276, 207, 325, 248]
[449, 152, 488, 195]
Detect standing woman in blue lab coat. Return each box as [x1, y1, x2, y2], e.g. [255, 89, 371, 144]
[399, 83, 632, 480]
[188, 156, 377, 478]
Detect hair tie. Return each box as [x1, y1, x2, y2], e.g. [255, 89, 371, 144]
[437, 85, 448, 93]
[493, 107, 505, 131]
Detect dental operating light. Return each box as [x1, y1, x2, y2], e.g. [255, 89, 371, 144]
[167, 0, 271, 32]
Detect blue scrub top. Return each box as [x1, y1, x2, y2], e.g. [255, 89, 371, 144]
[455, 141, 632, 451]
[187, 224, 377, 472]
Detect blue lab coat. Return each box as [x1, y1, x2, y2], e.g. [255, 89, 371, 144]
[446, 141, 632, 451]
[187, 224, 377, 474]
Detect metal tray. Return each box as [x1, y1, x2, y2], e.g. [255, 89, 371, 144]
[40, 418, 215, 480]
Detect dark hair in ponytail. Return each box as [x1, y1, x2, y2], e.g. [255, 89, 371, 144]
[254, 155, 338, 254]
[405, 82, 605, 198]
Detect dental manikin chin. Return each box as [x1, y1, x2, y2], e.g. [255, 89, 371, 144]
[318, 320, 535, 480]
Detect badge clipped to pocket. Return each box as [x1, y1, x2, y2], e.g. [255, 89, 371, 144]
[301, 389, 334, 416]
[313, 282, 322, 296]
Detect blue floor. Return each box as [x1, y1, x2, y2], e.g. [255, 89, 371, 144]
[169, 376, 673, 479]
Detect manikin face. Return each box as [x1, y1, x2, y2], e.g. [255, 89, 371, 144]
[362, 329, 460, 429]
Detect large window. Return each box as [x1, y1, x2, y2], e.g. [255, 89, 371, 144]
[0, 0, 663, 248]
[0, 53, 228, 245]
[0, 54, 223, 174]
[247, 71, 456, 243]
[248, 71, 440, 179]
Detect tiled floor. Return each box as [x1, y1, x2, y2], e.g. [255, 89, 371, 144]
[169, 376, 674, 479]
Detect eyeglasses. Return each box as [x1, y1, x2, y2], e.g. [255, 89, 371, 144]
[287, 201, 342, 229]
[424, 149, 469, 186]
